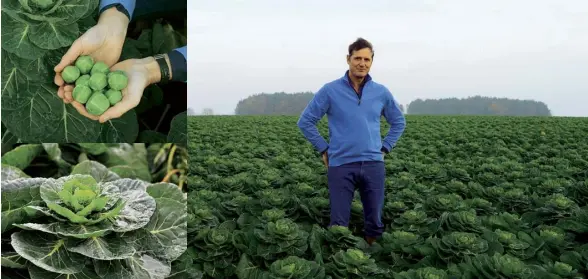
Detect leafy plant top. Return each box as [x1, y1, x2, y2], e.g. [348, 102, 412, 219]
[0, 145, 187, 279]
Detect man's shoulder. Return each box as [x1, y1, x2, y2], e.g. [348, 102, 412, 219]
[367, 80, 394, 97]
[326, 76, 345, 87]
[368, 79, 388, 90]
[318, 78, 344, 94]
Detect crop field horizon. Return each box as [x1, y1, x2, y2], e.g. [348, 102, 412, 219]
[187, 115, 588, 278]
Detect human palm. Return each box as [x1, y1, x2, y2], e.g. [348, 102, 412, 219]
[55, 8, 128, 102]
[67, 59, 149, 123]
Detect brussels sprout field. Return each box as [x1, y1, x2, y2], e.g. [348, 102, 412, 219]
[1, 143, 188, 279]
[1, 0, 187, 143]
[187, 115, 588, 279]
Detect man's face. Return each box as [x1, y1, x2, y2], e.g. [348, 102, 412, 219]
[347, 48, 373, 79]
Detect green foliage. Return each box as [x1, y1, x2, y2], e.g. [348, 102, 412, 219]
[407, 96, 552, 116]
[233, 93, 552, 117]
[1, 2, 186, 143]
[0, 143, 188, 278]
[235, 92, 315, 115]
[188, 115, 588, 278]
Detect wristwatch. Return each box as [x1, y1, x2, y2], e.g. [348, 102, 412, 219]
[153, 54, 171, 84]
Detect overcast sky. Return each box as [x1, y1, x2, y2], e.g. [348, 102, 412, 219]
[188, 0, 588, 116]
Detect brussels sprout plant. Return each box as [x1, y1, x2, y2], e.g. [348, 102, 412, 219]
[1, 143, 188, 279]
[186, 116, 588, 278]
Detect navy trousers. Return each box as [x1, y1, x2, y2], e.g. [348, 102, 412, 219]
[327, 160, 386, 238]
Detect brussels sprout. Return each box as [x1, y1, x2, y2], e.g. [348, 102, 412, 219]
[105, 89, 122, 105]
[89, 73, 108, 91]
[75, 74, 91, 87]
[62, 66, 80, 83]
[75, 55, 94, 74]
[108, 70, 128, 90]
[91, 61, 110, 75]
[86, 92, 110, 116]
[73, 85, 93, 104]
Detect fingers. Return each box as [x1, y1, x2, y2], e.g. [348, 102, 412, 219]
[54, 38, 83, 73]
[98, 96, 139, 123]
[63, 85, 74, 103]
[99, 67, 144, 123]
[57, 86, 65, 100]
[71, 101, 100, 121]
[54, 37, 82, 90]
[54, 73, 65, 87]
[57, 86, 74, 103]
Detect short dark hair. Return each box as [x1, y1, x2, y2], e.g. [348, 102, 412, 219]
[348, 37, 374, 57]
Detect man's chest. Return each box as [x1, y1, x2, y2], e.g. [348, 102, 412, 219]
[329, 88, 386, 119]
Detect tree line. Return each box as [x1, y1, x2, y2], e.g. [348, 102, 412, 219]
[234, 92, 551, 116]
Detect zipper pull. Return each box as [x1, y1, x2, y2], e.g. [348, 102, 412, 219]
[358, 99, 361, 105]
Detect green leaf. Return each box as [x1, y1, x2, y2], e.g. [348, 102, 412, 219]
[16, 0, 92, 25]
[147, 182, 184, 201]
[71, 160, 121, 183]
[11, 230, 86, 274]
[28, 265, 99, 279]
[167, 112, 186, 147]
[39, 175, 71, 205]
[26, 205, 68, 222]
[78, 143, 109, 155]
[1, 83, 102, 142]
[1, 252, 28, 269]
[137, 130, 168, 144]
[133, 198, 187, 261]
[1, 164, 30, 181]
[46, 0, 94, 23]
[1, 177, 47, 233]
[0, 144, 43, 170]
[136, 29, 153, 56]
[152, 21, 184, 54]
[1, 49, 50, 99]
[135, 85, 164, 115]
[120, 38, 144, 61]
[108, 179, 156, 232]
[1, 128, 20, 154]
[66, 234, 136, 260]
[99, 109, 139, 143]
[100, 144, 151, 182]
[0, 10, 47, 60]
[99, 181, 122, 211]
[94, 253, 171, 279]
[166, 250, 202, 279]
[42, 143, 72, 174]
[108, 165, 140, 180]
[15, 221, 113, 239]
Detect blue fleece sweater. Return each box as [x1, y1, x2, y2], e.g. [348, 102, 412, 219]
[297, 71, 406, 167]
[99, 0, 187, 82]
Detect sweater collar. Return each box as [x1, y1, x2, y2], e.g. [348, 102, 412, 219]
[342, 70, 372, 85]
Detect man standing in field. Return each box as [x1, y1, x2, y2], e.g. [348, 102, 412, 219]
[297, 38, 406, 245]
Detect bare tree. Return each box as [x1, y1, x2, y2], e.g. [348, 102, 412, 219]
[202, 108, 214, 115]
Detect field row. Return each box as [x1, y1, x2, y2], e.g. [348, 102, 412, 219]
[187, 115, 588, 279]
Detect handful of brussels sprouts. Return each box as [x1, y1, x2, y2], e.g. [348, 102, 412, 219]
[62, 56, 128, 116]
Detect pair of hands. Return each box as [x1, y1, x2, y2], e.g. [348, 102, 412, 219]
[54, 8, 156, 123]
[321, 151, 385, 167]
